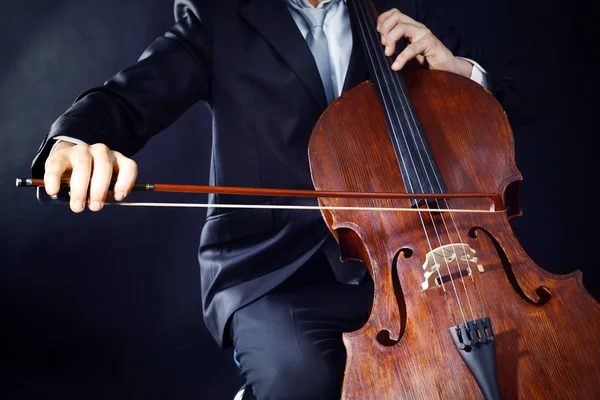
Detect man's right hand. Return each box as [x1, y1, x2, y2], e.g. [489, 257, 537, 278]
[44, 141, 138, 213]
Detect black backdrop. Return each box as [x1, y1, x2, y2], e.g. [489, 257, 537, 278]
[1, 0, 597, 399]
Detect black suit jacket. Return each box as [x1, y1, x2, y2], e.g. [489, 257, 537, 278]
[31, 0, 522, 347]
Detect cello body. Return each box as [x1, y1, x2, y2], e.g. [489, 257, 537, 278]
[308, 70, 600, 399]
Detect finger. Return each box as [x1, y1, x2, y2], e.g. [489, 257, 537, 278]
[377, 8, 423, 36]
[44, 153, 70, 197]
[67, 145, 93, 213]
[395, 13, 423, 27]
[377, 9, 402, 38]
[391, 38, 429, 71]
[112, 152, 138, 201]
[382, 22, 424, 56]
[377, 8, 398, 29]
[87, 144, 115, 212]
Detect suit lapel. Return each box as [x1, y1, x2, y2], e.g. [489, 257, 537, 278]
[239, 0, 328, 109]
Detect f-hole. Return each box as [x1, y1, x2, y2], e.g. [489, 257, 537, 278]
[469, 227, 552, 306]
[376, 248, 411, 346]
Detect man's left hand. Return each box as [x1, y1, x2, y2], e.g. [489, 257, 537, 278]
[377, 8, 473, 78]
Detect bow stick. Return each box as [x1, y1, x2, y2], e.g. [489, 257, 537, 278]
[16, 178, 507, 214]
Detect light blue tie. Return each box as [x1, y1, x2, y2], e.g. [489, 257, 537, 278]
[290, 5, 336, 104]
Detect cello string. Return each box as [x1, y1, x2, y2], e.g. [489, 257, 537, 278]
[356, 0, 468, 325]
[352, 0, 438, 261]
[382, 22, 488, 321]
[387, 76, 480, 321]
[438, 213, 487, 319]
[395, 109, 488, 317]
[354, 0, 465, 325]
[350, 0, 443, 295]
[363, 1, 482, 322]
[366, 5, 477, 324]
[353, 1, 464, 328]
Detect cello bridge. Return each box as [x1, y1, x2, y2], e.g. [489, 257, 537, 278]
[421, 244, 484, 291]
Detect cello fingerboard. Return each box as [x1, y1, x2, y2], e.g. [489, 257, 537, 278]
[348, 0, 447, 205]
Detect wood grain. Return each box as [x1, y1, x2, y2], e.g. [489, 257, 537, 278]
[308, 71, 600, 399]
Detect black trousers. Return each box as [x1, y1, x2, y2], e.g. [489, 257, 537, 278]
[229, 252, 374, 400]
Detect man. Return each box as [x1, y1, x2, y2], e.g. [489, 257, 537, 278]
[31, 0, 520, 398]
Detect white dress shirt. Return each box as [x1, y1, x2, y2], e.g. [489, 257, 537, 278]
[52, 0, 489, 150]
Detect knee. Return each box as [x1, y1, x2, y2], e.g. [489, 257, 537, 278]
[252, 356, 341, 400]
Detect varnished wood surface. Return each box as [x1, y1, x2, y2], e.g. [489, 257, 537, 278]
[308, 70, 600, 399]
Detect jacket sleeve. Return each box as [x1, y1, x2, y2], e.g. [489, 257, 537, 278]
[30, 1, 212, 178]
[411, 0, 530, 127]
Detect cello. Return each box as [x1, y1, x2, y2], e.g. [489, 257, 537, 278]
[16, 0, 600, 398]
[306, 0, 600, 398]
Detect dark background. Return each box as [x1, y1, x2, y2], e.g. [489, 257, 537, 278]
[1, 0, 597, 399]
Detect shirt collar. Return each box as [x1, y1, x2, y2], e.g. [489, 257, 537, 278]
[286, 0, 342, 10]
